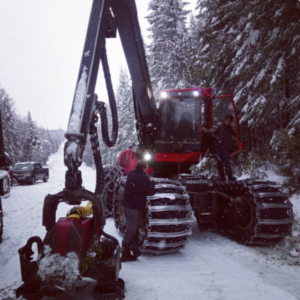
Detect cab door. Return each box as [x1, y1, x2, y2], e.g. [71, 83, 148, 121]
[211, 95, 242, 154]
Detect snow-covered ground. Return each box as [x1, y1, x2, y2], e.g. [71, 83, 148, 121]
[1, 145, 300, 300]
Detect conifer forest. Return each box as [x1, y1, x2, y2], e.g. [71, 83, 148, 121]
[0, 88, 65, 165]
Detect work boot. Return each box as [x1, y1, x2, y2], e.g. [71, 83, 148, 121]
[130, 242, 142, 258]
[217, 167, 226, 182]
[225, 166, 236, 181]
[121, 242, 136, 262]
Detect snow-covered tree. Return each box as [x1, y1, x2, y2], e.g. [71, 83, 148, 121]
[114, 67, 137, 155]
[195, 0, 300, 127]
[271, 127, 300, 194]
[193, 0, 300, 193]
[22, 112, 39, 161]
[185, 13, 202, 86]
[1, 85, 65, 165]
[0, 88, 17, 160]
[147, 0, 191, 93]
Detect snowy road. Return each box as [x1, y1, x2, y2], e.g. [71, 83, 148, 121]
[1, 145, 300, 300]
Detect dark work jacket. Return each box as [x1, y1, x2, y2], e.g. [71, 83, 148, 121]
[123, 169, 156, 211]
[208, 122, 236, 150]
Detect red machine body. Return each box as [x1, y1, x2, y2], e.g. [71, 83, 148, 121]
[43, 218, 93, 257]
[117, 87, 242, 176]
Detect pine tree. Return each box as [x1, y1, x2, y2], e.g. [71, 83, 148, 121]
[185, 13, 201, 86]
[194, 0, 300, 128]
[194, 0, 247, 93]
[115, 67, 138, 156]
[23, 112, 38, 161]
[147, 0, 191, 93]
[271, 127, 300, 194]
[0, 87, 18, 162]
[193, 0, 300, 193]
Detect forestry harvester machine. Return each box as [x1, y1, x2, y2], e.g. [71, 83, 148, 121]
[0, 108, 11, 244]
[16, 0, 294, 299]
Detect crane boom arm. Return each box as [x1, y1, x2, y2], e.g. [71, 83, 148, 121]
[64, 0, 156, 189]
[112, 0, 156, 126]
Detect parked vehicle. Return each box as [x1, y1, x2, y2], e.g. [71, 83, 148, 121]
[4, 165, 14, 186]
[13, 162, 49, 185]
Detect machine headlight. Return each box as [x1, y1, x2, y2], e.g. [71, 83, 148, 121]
[160, 92, 168, 99]
[193, 90, 200, 97]
[144, 153, 152, 161]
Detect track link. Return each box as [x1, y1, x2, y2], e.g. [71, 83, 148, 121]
[142, 178, 193, 254]
[214, 179, 293, 245]
[113, 177, 194, 254]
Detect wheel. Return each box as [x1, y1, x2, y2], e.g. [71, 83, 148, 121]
[214, 180, 293, 245]
[226, 195, 257, 243]
[30, 176, 35, 185]
[43, 174, 49, 182]
[214, 186, 257, 243]
[231, 196, 254, 229]
[0, 176, 10, 195]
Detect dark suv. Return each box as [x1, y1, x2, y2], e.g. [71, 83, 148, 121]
[13, 162, 49, 185]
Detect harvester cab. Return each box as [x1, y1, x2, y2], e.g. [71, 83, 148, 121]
[156, 88, 242, 157]
[136, 88, 242, 178]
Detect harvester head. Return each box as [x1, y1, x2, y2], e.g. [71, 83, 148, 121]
[16, 189, 124, 300]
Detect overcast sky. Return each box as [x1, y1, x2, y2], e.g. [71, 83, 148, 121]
[0, 0, 198, 130]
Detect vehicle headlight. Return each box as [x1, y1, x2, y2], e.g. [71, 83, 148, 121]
[25, 172, 32, 176]
[193, 90, 200, 97]
[144, 153, 152, 161]
[160, 92, 168, 99]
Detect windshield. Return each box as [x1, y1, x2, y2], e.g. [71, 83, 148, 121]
[157, 98, 200, 142]
[14, 163, 33, 171]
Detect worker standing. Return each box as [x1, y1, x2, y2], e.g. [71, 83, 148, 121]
[202, 115, 237, 181]
[121, 160, 155, 262]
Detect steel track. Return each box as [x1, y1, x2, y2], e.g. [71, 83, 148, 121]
[213, 179, 293, 245]
[113, 178, 194, 255]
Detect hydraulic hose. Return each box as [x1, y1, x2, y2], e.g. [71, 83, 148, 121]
[100, 44, 118, 147]
[89, 114, 105, 196]
[101, 230, 119, 247]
